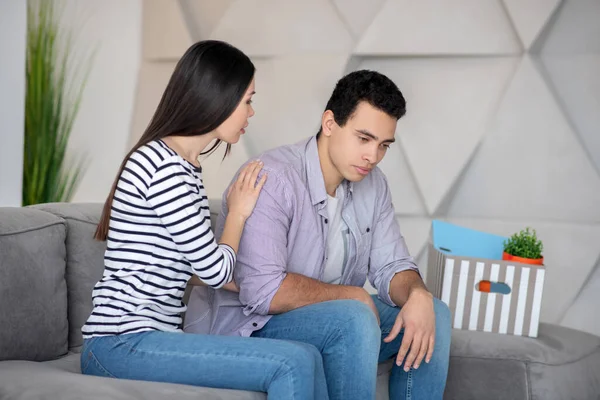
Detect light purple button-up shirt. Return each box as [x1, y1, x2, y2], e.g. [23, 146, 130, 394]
[184, 136, 419, 337]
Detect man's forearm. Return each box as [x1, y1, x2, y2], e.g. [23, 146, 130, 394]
[389, 270, 430, 307]
[269, 272, 365, 314]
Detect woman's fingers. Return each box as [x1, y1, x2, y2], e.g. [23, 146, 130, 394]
[247, 161, 263, 190]
[255, 173, 267, 192]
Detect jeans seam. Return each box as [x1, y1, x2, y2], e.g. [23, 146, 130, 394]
[89, 350, 116, 378]
[406, 368, 413, 400]
[82, 350, 92, 372]
[329, 326, 347, 398]
[113, 333, 305, 398]
[115, 342, 300, 365]
[282, 363, 298, 400]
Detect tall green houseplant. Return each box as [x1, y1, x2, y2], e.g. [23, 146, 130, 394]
[23, 0, 91, 206]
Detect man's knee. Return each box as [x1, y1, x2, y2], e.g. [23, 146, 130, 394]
[335, 300, 381, 343]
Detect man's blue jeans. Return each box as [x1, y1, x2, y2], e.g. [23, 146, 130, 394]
[81, 330, 329, 400]
[252, 296, 452, 400]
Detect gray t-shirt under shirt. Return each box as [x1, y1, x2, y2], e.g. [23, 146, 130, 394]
[323, 185, 350, 284]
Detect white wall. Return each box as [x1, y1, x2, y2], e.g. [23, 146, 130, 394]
[58, 0, 142, 203]
[132, 0, 600, 337]
[26, 1, 598, 336]
[0, 1, 26, 207]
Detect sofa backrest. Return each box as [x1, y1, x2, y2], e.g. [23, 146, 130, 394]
[31, 203, 107, 352]
[0, 207, 69, 361]
[1, 202, 221, 358]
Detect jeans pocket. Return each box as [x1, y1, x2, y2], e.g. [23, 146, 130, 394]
[83, 350, 116, 378]
[81, 337, 117, 378]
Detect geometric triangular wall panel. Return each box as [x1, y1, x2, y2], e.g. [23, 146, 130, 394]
[536, 0, 600, 54]
[396, 217, 433, 260]
[246, 55, 350, 155]
[143, 0, 193, 59]
[129, 62, 177, 148]
[503, 0, 561, 50]
[356, 0, 523, 55]
[560, 259, 600, 336]
[331, 0, 386, 39]
[376, 143, 427, 216]
[210, 0, 354, 56]
[539, 54, 600, 174]
[178, 0, 235, 40]
[359, 57, 519, 214]
[446, 55, 600, 223]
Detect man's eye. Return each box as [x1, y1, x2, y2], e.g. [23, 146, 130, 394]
[359, 137, 369, 142]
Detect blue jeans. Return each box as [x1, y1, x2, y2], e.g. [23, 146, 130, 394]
[252, 296, 452, 400]
[81, 330, 328, 400]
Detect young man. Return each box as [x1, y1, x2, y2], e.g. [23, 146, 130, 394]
[185, 70, 451, 399]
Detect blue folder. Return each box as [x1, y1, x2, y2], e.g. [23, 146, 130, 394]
[432, 220, 507, 260]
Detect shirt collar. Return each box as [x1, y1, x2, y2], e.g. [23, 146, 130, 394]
[304, 136, 354, 207]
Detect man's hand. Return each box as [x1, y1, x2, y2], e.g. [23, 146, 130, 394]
[384, 288, 435, 371]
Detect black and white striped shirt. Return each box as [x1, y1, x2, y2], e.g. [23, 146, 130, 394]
[82, 139, 235, 338]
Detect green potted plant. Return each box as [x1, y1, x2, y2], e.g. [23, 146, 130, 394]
[502, 227, 544, 265]
[22, 0, 92, 206]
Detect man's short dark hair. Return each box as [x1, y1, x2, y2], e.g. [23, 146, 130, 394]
[317, 70, 406, 136]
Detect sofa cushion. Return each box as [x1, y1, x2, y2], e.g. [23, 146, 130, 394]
[0, 207, 68, 361]
[0, 353, 265, 400]
[31, 203, 107, 351]
[444, 323, 600, 400]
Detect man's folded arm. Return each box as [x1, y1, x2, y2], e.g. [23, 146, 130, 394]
[269, 273, 365, 314]
[226, 171, 367, 315]
[367, 172, 422, 308]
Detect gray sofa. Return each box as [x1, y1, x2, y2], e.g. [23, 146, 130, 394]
[1, 202, 599, 400]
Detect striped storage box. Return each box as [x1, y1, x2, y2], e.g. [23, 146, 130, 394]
[427, 244, 546, 337]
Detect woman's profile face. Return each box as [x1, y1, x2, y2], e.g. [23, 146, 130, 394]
[214, 78, 256, 144]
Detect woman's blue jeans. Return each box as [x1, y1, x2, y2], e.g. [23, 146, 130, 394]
[81, 330, 328, 400]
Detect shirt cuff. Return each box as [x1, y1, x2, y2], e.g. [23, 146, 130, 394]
[242, 272, 287, 316]
[379, 265, 422, 307]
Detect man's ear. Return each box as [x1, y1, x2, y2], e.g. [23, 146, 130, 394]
[321, 110, 336, 137]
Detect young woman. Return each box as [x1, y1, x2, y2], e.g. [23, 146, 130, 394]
[81, 40, 328, 400]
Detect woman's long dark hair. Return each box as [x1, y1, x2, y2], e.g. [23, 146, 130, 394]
[94, 40, 255, 241]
